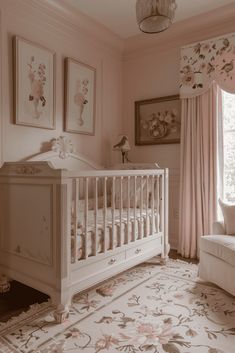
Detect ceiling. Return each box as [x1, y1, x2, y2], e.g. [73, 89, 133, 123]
[66, 0, 234, 39]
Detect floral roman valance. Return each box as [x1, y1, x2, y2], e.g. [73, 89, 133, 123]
[180, 32, 235, 98]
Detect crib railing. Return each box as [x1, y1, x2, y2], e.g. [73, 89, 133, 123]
[66, 169, 167, 264]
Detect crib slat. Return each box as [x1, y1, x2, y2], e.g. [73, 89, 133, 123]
[94, 177, 98, 256]
[140, 176, 143, 239]
[133, 176, 137, 242]
[164, 169, 169, 258]
[73, 178, 79, 263]
[151, 175, 155, 235]
[156, 175, 160, 233]
[127, 176, 130, 244]
[119, 176, 123, 246]
[84, 177, 89, 259]
[103, 177, 107, 253]
[111, 177, 115, 250]
[146, 175, 149, 237]
[160, 175, 164, 233]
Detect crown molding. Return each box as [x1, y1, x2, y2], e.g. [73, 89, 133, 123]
[2, 1, 235, 63]
[3, 0, 124, 58]
[123, 3, 235, 61]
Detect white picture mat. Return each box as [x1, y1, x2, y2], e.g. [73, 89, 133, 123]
[15, 37, 55, 129]
[66, 58, 95, 135]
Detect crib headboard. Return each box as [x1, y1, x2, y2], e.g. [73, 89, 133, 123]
[27, 136, 101, 171]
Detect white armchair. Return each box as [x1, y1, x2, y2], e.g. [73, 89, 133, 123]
[199, 221, 235, 296]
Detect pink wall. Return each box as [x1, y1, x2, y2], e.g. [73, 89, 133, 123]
[123, 47, 180, 169]
[0, 0, 123, 167]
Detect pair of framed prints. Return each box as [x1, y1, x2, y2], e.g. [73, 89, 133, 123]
[14, 36, 96, 135]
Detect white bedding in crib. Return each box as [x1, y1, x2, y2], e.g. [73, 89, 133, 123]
[71, 208, 159, 261]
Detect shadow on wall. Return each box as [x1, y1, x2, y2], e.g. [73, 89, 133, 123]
[20, 141, 52, 161]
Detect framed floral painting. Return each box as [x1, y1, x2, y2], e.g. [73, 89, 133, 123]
[14, 36, 55, 129]
[135, 95, 181, 145]
[65, 58, 96, 135]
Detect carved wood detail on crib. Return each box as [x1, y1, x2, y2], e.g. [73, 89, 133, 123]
[15, 166, 41, 175]
[51, 136, 74, 159]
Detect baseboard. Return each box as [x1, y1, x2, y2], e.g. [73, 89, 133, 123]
[169, 239, 178, 250]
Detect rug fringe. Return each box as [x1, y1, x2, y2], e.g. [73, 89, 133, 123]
[0, 300, 52, 335]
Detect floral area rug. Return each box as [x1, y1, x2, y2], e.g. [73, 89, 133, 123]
[0, 259, 235, 353]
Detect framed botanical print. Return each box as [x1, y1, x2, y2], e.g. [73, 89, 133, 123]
[65, 57, 96, 135]
[135, 95, 181, 145]
[13, 36, 55, 129]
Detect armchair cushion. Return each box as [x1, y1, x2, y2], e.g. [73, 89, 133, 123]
[212, 221, 225, 235]
[200, 235, 235, 267]
[199, 211, 235, 296]
[219, 199, 235, 235]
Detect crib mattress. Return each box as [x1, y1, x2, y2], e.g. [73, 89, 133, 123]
[71, 208, 159, 261]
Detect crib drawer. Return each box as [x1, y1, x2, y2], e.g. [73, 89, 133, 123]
[73, 251, 126, 281]
[126, 237, 162, 259]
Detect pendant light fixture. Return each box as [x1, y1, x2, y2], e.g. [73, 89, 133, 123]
[136, 0, 177, 34]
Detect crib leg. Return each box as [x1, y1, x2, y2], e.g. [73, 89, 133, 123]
[0, 274, 10, 293]
[53, 304, 70, 324]
[52, 290, 72, 324]
[160, 257, 167, 265]
[160, 243, 170, 265]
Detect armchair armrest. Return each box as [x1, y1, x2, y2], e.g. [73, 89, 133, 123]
[212, 221, 226, 235]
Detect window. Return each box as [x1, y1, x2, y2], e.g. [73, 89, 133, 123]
[222, 90, 235, 202]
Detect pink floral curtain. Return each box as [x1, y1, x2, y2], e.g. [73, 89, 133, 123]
[180, 33, 235, 98]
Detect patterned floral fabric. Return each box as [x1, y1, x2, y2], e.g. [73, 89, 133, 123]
[0, 260, 235, 353]
[180, 32, 235, 98]
[71, 208, 158, 261]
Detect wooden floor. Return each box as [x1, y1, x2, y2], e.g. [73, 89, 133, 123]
[169, 249, 199, 264]
[0, 250, 198, 323]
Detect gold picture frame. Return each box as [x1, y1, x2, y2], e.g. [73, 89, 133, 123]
[135, 94, 181, 145]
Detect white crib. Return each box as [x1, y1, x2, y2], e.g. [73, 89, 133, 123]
[0, 137, 169, 323]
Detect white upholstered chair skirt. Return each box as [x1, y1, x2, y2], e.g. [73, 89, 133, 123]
[199, 221, 235, 296]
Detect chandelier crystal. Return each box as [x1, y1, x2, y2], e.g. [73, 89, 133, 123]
[136, 0, 177, 34]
